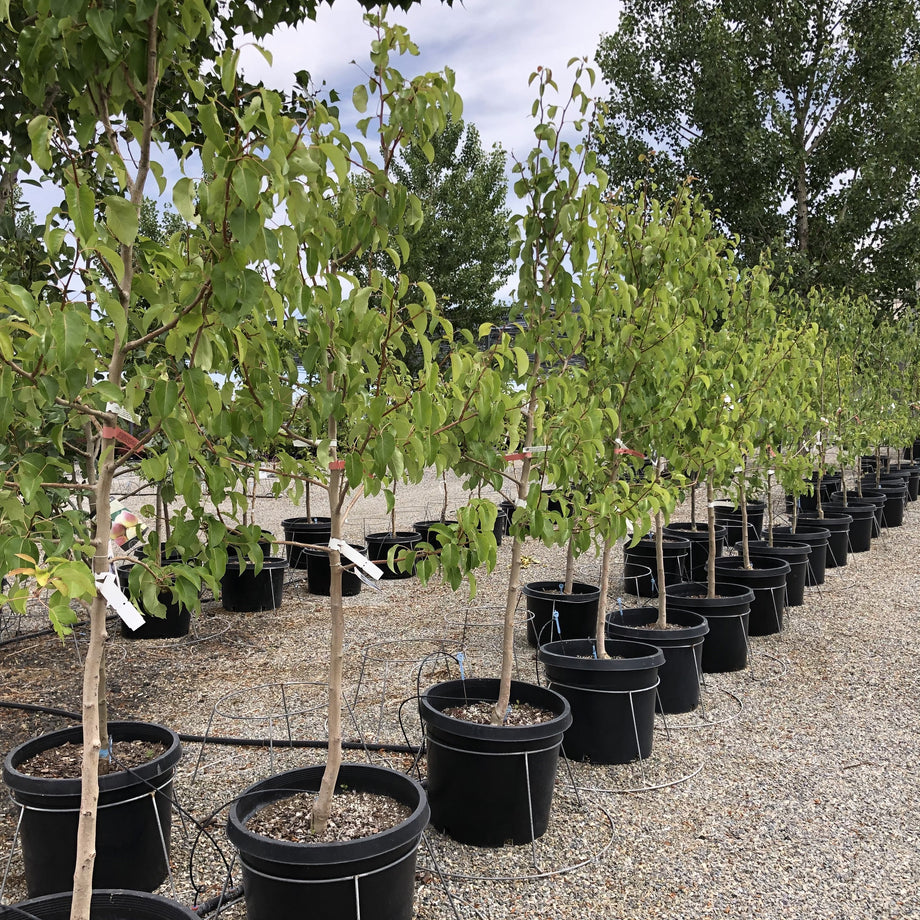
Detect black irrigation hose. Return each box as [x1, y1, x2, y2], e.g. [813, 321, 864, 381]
[191, 885, 245, 916]
[0, 700, 422, 755]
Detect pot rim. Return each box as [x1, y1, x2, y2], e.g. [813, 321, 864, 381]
[227, 763, 429, 868]
[539, 637, 666, 670]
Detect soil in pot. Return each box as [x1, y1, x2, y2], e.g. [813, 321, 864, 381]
[419, 678, 571, 846]
[713, 556, 790, 637]
[662, 521, 726, 582]
[365, 531, 422, 580]
[622, 534, 691, 597]
[2, 722, 181, 897]
[304, 543, 364, 597]
[227, 764, 429, 920]
[539, 638, 665, 763]
[281, 516, 332, 569]
[221, 556, 288, 612]
[522, 580, 601, 647]
[115, 563, 191, 640]
[664, 582, 753, 673]
[604, 608, 709, 713]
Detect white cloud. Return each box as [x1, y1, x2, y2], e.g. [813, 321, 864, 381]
[238, 0, 623, 160]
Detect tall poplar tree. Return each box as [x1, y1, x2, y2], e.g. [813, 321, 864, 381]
[595, 0, 920, 307]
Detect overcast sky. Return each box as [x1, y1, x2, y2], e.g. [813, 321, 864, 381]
[240, 0, 623, 167]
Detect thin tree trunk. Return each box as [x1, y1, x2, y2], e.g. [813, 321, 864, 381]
[495, 390, 538, 724]
[706, 477, 717, 598]
[563, 533, 575, 594]
[654, 509, 667, 628]
[313, 397, 342, 832]
[594, 537, 613, 659]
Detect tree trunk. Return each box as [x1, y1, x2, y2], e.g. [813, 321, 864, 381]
[594, 537, 613, 659]
[654, 510, 667, 628]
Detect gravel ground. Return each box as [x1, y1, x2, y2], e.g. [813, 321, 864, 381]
[1, 469, 919, 919]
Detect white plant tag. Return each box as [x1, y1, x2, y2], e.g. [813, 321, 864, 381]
[106, 401, 137, 424]
[515, 498, 528, 508]
[95, 571, 144, 630]
[527, 445, 550, 453]
[328, 538, 384, 581]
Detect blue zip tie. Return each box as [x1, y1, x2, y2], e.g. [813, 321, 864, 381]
[99, 736, 112, 762]
[505, 704, 513, 724]
[651, 575, 657, 593]
[592, 643, 598, 659]
[552, 607, 561, 636]
[457, 651, 466, 681]
[617, 596, 623, 613]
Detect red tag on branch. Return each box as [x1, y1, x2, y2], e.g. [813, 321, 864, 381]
[328, 460, 346, 470]
[503, 452, 531, 462]
[101, 426, 142, 451]
[614, 447, 645, 457]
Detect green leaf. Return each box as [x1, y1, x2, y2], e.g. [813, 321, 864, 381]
[104, 196, 139, 245]
[353, 83, 369, 113]
[27, 116, 53, 171]
[232, 162, 262, 209]
[229, 206, 259, 248]
[167, 111, 193, 136]
[65, 181, 96, 244]
[173, 177, 198, 223]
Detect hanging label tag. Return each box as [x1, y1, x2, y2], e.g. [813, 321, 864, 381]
[328, 538, 384, 581]
[527, 445, 549, 453]
[515, 498, 528, 508]
[95, 571, 144, 630]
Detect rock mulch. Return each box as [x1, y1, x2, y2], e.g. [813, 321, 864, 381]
[1, 471, 919, 919]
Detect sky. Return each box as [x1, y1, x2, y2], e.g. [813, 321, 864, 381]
[21, 1, 624, 221]
[239, 0, 624, 168]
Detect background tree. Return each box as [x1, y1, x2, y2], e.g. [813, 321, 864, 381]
[594, 0, 920, 307]
[344, 116, 512, 349]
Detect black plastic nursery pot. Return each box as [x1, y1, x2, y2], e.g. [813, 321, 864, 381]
[419, 678, 571, 846]
[826, 498, 876, 552]
[889, 463, 920, 501]
[661, 522, 726, 582]
[604, 608, 709, 714]
[861, 478, 909, 527]
[665, 582, 753, 673]
[797, 511, 852, 568]
[115, 563, 191, 640]
[845, 489, 887, 537]
[740, 539, 811, 607]
[0, 890, 198, 920]
[304, 543, 364, 597]
[622, 534, 691, 597]
[713, 556, 790, 637]
[713, 502, 765, 546]
[365, 531, 422, 579]
[412, 519, 458, 549]
[227, 764, 429, 920]
[539, 638, 664, 763]
[221, 556, 288, 612]
[281, 516, 332, 569]
[771, 525, 831, 587]
[499, 500, 516, 536]
[522, 580, 601, 647]
[2, 722, 181, 898]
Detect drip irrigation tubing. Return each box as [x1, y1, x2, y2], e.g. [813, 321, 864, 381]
[0, 700, 422, 755]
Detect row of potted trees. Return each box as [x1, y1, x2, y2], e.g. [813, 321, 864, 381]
[2, 6, 920, 920]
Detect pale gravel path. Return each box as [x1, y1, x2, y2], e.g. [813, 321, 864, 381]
[1, 472, 919, 919]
